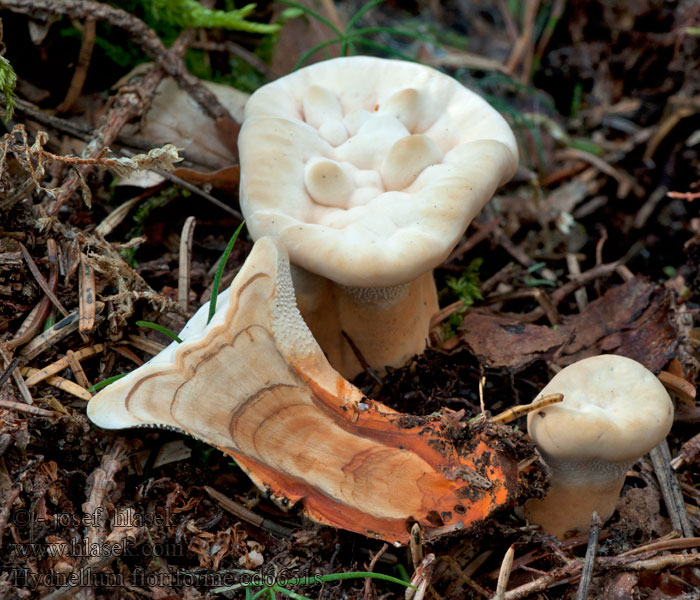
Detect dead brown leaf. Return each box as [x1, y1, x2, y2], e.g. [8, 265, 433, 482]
[459, 277, 679, 373]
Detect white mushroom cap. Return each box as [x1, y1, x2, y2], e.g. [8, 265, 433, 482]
[527, 354, 674, 465]
[239, 56, 518, 288]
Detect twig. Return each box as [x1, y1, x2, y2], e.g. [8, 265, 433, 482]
[557, 148, 644, 197]
[633, 186, 668, 229]
[127, 334, 166, 357]
[517, 261, 621, 323]
[505, 0, 539, 83]
[9, 240, 59, 349]
[341, 330, 383, 386]
[658, 370, 696, 405]
[532, 288, 560, 326]
[19, 242, 69, 318]
[65, 349, 91, 389]
[621, 553, 700, 571]
[494, 545, 515, 600]
[79, 253, 96, 333]
[0, 399, 57, 418]
[490, 394, 563, 424]
[19, 308, 84, 361]
[56, 17, 96, 113]
[504, 561, 581, 599]
[320, 0, 344, 30]
[533, 0, 565, 66]
[576, 512, 602, 600]
[406, 553, 436, 600]
[363, 543, 389, 600]
[446, 219, 502, 263]
[429, 299, 465, 329]
[490, 228, 557, 281]
[496, 0, 519, 42]
[178, 216, 197, 312]
[566, 253, 588, 311]
[0, 346, 33, 404]
[204, 486, 293, 538]
[0, 357, 19, 390]
[410, 522, 424, 569]
[668, 190, 700, 201]
[190, 39, 275, 80]
[650, 440, 695, 538]
[19, 367, 92, 401]
[118, 148, 243, 219]
[618, 536, 700, 557]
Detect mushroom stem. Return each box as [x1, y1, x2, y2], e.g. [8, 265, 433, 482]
[523, 458, 631, 538]
[88, 238, 522, 545]
[292, 266, 438, 378]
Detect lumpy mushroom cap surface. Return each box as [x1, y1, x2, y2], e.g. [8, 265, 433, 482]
[527, 355, 674, 463]
[239, 56, 518, 288]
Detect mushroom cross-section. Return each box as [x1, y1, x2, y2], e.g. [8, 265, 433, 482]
[87, 237, 524, 545]
[523, 354, 674, 538]
[238, 56, 519, 378]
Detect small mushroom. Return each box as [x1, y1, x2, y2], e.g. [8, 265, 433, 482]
[87, 237, 523, 545]
[239, 56, 518, 378]
[523, 354, 674, 538]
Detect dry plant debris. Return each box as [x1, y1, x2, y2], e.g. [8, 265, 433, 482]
[0, 0, 698, 598]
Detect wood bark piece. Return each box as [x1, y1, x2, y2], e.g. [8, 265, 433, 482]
[88, 238, 525, 545]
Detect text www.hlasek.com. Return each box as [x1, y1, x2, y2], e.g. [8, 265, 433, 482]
[7, 538, 181, 559]
[6, 567, 325, 589]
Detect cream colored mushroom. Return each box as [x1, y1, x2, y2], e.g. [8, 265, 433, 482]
[238, 56, 518, 378]
[523, 354, 674, 538]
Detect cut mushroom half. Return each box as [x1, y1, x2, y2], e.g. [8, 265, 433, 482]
[88, 237, 525, 545]
[239, 56, 519, 378]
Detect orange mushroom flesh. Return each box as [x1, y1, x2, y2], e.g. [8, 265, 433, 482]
[88, 237, 526, 545]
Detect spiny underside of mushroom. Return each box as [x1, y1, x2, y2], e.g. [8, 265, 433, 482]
[88, 237, 532, 545]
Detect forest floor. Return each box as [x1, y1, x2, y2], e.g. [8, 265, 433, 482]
[0, 0, 699, 598]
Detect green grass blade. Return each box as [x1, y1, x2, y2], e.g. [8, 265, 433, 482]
[283, 572, 415, 588]
[292, 37, 344, 70]
[208, 221, 245, 324]
[88, 373, 127, 393]
[348, 26, 433, 44]
[339, 0, 384, 55]
[215, 571, 415, 595]
[270, 586, 313, 599]
[346, 0, 385, 31]
[136, 321, 183, 344]
[276, 0, 343, 36]
[351, 38, 416, 62]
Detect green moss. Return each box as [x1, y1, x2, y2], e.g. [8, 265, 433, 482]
[0, 55, 17, 122]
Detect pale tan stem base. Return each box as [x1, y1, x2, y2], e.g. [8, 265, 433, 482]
[523, 473, 627, 538]
[292, 267, 438, 379]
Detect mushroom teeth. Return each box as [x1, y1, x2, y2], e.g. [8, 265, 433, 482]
[87, 237, 523, 545]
